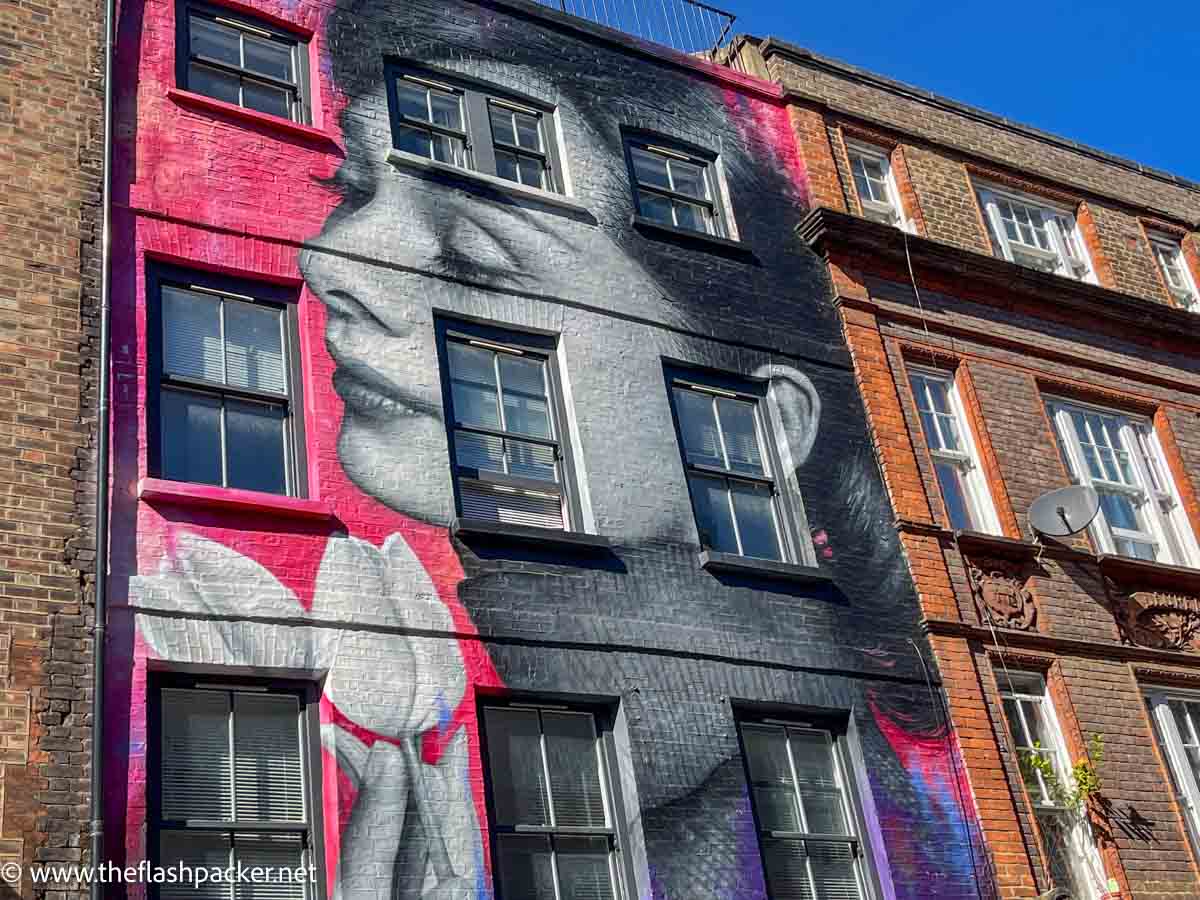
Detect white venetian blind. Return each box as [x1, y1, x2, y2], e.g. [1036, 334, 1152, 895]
[233, 693, 305, 823]
[233, 833, 306, 900]
[163, 288, 224, 384]
[459, 480, 564, 530]
[225, 301, 287, 395]
[161, 688, 233, 820]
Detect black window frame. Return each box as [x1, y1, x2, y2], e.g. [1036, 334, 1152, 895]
[146, 263, 308, 497]
[477, 694, 636, 900]
[436, 317, 582, 532]
[384, 61, 566, 194]
[176, 0, 312, 124]
[665, 366, 808, 564]
[735, 707, 880, 900]
[623, 132, 726, 237]
[147, 671, 327, 900]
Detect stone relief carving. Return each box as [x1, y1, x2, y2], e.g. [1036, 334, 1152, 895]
[968, 562, 1036, 629]
[1109, 585, 1200, 652]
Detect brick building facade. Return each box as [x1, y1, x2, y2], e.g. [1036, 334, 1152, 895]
[734, 35, 1200, 900]
[100, 1, 996, 899]
[0, 0, 104, 889]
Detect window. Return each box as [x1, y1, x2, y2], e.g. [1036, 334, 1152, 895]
[150, 268, 304, 496]
[997, 671, 1105, 899]
[846, 142, 909, 231]
[738, 714, 875, 900]
[977, 186, 1093, 281]
[180, 4, 310, 122]
[1047, 399, 1196, 565]
[386, 66, 564, 193]
[626, 139, 724, 236]
[1148, 232, 1199, 310]
[1146, 689, 1200, 857]
[441, 322, 578, 532]
[480, 701, 627, 900]
[668, 374, 798, 562]
[151, 676, 323, 900]
[908, 369, 999, 533]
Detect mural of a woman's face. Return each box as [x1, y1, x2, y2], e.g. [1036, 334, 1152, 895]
[299, 57, 823, 528]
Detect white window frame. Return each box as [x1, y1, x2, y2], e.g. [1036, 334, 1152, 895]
[1146, 688, 1200, 857]
[1047, 398, 1199, 567]
[977, 185, 1094, 282]
[997, 671, 1106, 900]
[846, 141, 913, 233]
[1148, 230, 1199, 310]
[909, 367, 1001, 534]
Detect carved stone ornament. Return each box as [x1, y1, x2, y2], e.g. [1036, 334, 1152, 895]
[968, 563, 1036, 630]
[1110, 586, 1200, 652]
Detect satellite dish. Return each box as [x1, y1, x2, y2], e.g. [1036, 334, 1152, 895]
[1029, 485, 1100, 537]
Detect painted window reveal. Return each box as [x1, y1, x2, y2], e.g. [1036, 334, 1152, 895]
[908, 369, 999, 533]
[669, 377, 786, 561]
[442, 324, 576, 531]
[481, 703, 625, 900]
[152, 677, 323, 900]
[738, 717, 873, 900]
[627, 141, 723, 236]
[1148, 231, 1199, 309]
[1047, 399, 1196, 565]
[387, 67, 564, 192]
[976, 185, 1093, 282]
[1146, 689, 1200, 857]
[846, 141, 910, 232]
[154, 275, 301, 497]
[997, 671, 1105, 900]
[181, 5, 309, 122]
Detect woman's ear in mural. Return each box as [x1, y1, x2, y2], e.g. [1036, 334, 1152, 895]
[756, 363, 821, 469]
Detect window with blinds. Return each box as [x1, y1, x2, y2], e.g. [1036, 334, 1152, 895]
[739, 719, 872, 900]
[153, 271, 302, 497]
[153, 681, 319, 900]
[481, 703, 623, 900]
[669, 377, 786, 561]
[443, 325, 577, 531]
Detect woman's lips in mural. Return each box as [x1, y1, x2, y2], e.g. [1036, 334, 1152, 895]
[333, 363, 441, 422]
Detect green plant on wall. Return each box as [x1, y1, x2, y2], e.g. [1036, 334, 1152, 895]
[1019, 733, 1104, 812]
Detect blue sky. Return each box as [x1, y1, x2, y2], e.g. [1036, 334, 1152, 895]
[729, 0, 1200, 182]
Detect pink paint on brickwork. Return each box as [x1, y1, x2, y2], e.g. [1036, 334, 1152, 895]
[721, 88, 812, 208]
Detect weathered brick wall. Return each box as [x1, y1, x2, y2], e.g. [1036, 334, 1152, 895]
[0, 0, 103, 885]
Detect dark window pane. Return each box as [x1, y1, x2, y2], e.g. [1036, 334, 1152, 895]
[242, 35, 293, 82]
[395, 123, 433, 158]
[489, 105, 516, 146]
[518, 155, 545, 189]
[542, 712, 606, 828]
[688, 473, 738, 553]
[233, 833, 305, 900]
[495, 150, 520, 183]
[454, 430, 505, 475]
[190, 16, 241, 66]
[934, 461, 973, 530]
[555, 837, 615, 900]
[514, 112, 542, 151]
[224, 301, 286, 394]
[636, 190, 673, 226]
[496, 835, 556, 900]
[788, 731, 848, 835]
[499, 355, 550, 438]
[673, 200, 709, 233]
[431, 133, 466, 167]
[669, 158, 707, 199]
[233, 693, 303, 822]
[730, 482, 781, 561]
[630, 148, 670, 189]
[395, 81, 428, 120]
[484, 708, 549, 826]
[189, 62, 241, 105]
[1099, 490, 1139, 531]
[505, 437, 557, 482]
[428, 90, 462, 130]
[243, 80, 292, 119]
[225, 399, 287, 495]
[448, 343, 500, 427]
[161, 389, 223, 486]
[717, 397, 764, 475]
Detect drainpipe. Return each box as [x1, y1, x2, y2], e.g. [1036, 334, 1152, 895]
[90, 0, 115, 886]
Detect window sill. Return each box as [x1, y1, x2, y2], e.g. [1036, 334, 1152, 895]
[167, 89, 339, 149]
[954, 530, 1040, 561]
[1098, 553, 1200, 594]
[385, 148, 594, 219]
[630, 214, 752, 256]
[699, 550, 832, 584]
[138, 478, 337, 521]
[451, 517, 610, 550]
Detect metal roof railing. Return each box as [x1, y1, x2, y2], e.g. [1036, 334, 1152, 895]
[533, 0, 738, 61]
